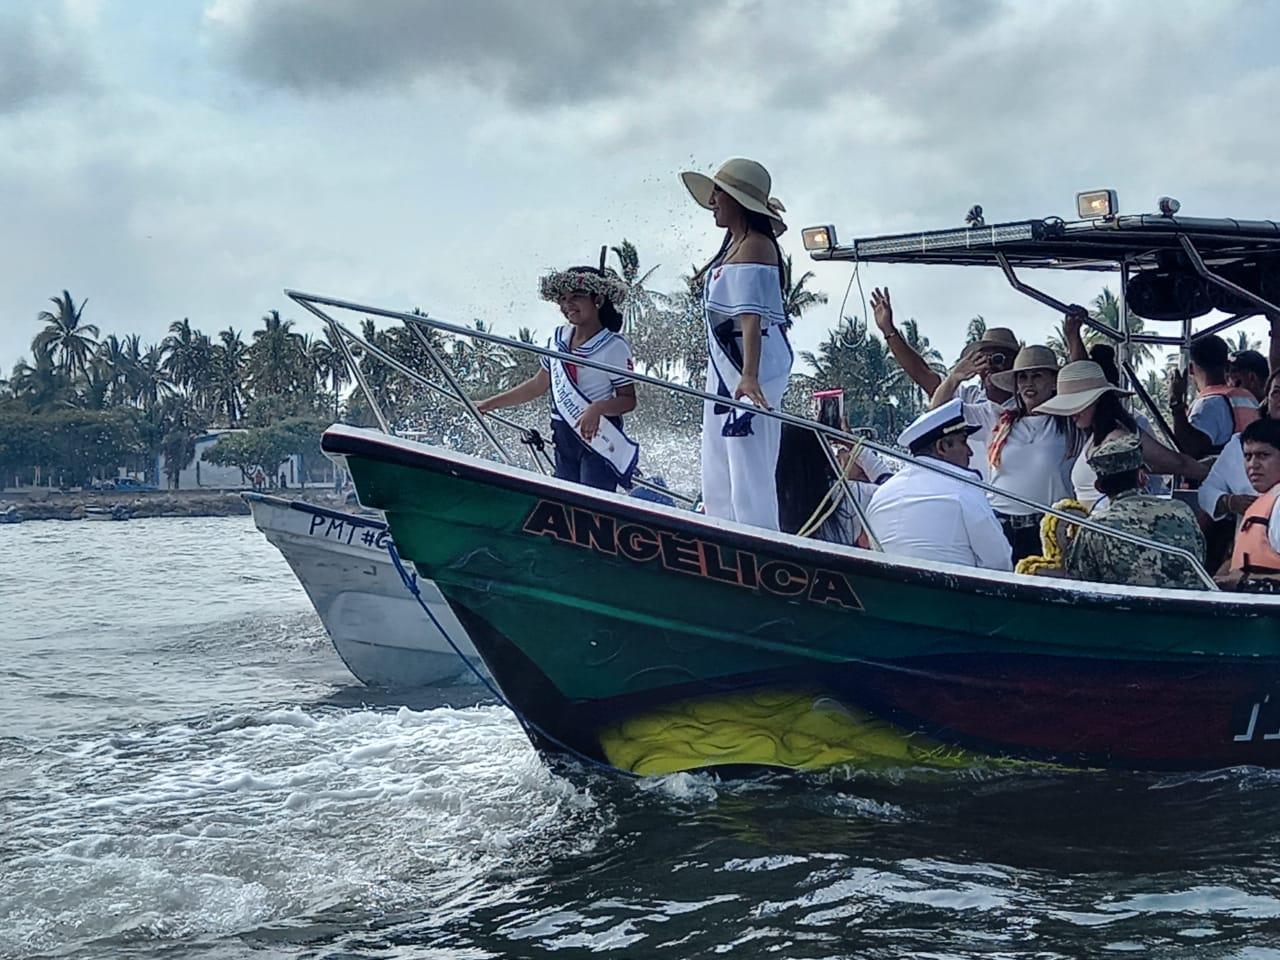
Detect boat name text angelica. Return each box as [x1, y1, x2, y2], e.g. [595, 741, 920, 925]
[521, 499, 862, 610]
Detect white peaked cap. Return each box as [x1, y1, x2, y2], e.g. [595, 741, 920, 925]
[897, 399, 977, 452]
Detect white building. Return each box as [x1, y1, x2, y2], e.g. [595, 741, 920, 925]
[155, 430, 303, 490]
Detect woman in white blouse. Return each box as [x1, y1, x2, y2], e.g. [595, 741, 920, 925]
[681, 158, 793, 529]
[934, 344, 1077, 561]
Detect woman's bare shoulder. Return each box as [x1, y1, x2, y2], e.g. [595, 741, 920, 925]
[725, 233, 780, 265]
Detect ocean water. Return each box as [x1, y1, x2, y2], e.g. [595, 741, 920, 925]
[4, 516, 1280, 959]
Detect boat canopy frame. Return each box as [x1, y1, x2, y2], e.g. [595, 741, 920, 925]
[809, 211, 1280, 451]
[288, 289, 1218, 591]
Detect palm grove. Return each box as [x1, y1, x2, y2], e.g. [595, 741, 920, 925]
[0, 243, 1167, 491]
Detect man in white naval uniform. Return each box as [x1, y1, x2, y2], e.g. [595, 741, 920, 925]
[865, 400, 1013, 571]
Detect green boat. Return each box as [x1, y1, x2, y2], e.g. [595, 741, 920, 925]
[306, 193, 1280, 776]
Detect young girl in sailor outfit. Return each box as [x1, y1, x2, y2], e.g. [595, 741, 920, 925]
[681, 158, 794, 530]
[476, 265, 638, 492]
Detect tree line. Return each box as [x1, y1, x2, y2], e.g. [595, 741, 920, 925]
[2, 241, 1179, 491]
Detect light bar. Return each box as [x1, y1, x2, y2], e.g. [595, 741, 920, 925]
[854, 222, 1036, 258]
[1077, 189, 1118, 220]
[801, 224, 837, 252]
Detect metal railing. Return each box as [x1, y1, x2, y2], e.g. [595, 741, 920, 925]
[290, 293, 695, 506]
[289, 289, 1219, 591]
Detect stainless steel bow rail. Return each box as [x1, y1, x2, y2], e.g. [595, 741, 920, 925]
[289, 291, 695, 506]
[289, 289, 1218, 591]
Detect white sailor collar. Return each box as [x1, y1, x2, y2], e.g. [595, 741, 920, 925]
[556, 325, 615, 355]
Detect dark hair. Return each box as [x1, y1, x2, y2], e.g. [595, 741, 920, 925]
[1230, 349, 1269, 381]
[1190, 334, 1230, 376]
[775, 425, 835, 534]
[564, 265, 624, 332]
[691, 204, 787, 300]
[1089, 344, 1120, 385]
[1095, 469, 1142, 498]
[1089, 390, 1138, 446]
[1242, 416, 1280, 450]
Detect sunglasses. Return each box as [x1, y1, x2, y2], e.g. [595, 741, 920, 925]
[979, 351, 1010, 368]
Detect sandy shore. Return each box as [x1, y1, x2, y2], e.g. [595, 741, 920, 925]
[0, 489, 347, 524]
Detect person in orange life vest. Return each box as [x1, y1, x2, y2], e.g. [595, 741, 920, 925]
[1169, 334, 1260, 457]
[476, 264, 638, 492]
[1221, 418, 1280, 589]
[1199, 372, 1280, 528]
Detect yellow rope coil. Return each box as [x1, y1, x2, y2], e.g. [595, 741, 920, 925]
[1014, 498, 1088, 576]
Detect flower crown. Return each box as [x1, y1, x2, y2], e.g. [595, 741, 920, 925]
[538, 267, 629, 307]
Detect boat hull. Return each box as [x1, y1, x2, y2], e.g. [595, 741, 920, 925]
[243, 493, 484, 688]
[323, 426, 1280, 773]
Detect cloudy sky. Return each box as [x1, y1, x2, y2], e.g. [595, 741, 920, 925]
[4, 0, 1280, 378]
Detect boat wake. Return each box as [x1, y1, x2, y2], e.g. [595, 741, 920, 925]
[0, 704, 609, 959]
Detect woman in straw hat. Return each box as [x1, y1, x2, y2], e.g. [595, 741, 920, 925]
[682, 157, 793, 529]
[935, 344, 1078, 561]
[476, 261, 638, 491]
[1036, 359, 1208, 512]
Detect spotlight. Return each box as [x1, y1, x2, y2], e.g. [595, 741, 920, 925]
[1076, 189, 1118, 220]
[801, 225, 836, 252]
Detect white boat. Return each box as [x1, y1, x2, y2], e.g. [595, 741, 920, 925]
[243, 492, 484, 688]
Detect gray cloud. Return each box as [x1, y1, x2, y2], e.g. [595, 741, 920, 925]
[0, 7, 90, 113]
[211, 0, 715, 106]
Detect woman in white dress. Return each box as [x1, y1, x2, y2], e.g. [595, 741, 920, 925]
[681, 158, 793, 529]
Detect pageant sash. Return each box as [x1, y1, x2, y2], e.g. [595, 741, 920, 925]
[706, 320, 752, 436]
[548, 339, 639, 482]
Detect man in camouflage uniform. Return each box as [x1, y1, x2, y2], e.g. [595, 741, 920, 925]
[1065, 434, 1207, 589]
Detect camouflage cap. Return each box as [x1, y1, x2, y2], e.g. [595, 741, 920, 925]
[1087, 433, 1143, 477]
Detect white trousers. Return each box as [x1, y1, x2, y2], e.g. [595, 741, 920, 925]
[701, 367, 785, 530]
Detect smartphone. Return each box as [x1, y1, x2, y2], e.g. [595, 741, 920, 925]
[812, 388, 844, 429]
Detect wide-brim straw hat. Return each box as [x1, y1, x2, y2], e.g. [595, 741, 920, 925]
[1033, 360, 1133, 416]
[989, 344, 1061, 393]
[681, 158, 787, 236]
[959, 327, 1021, 359]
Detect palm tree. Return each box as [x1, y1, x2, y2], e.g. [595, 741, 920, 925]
[781, 255, 828, 326]
[133, 343, 173, 413]
[611, 239, 662, 336]
[1090, 287, 1154, 371]
[247, 310, 308, 399]
[95, 334, 133, 407]
[212, 327, 248, 424]
[1229, 329, 1262, 353]
[1046, 322, 1074, 366]
[500, 327, 543, 390]
[162, 318, 202, 394]
[449, 320, 510, 396]
[964, 316, 987, 346]
[308, 326, 350, 418]
[800, 315, 906, 436]
[34, 291, 99, 382]
[888, 318, 946, 401]
[9, 352, 73, 412]
[188, 333, 217, 415]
